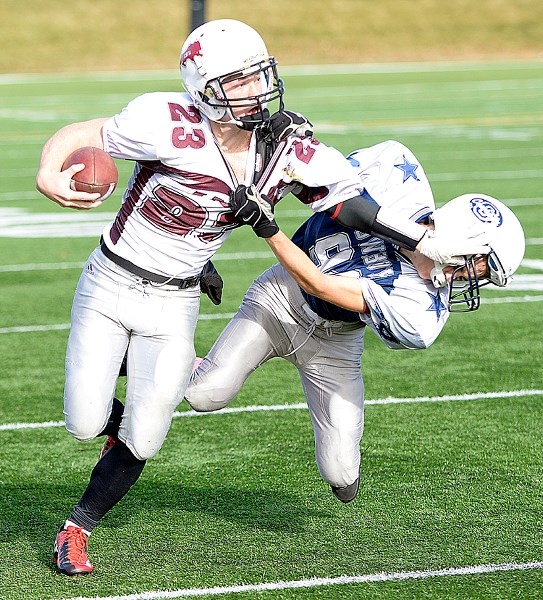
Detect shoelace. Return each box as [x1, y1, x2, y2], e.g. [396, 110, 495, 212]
[64, 527, 88, 562]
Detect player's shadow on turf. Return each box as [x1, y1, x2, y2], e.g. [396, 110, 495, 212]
[0, 478, 328, 574]
[112, 481, 329, 533]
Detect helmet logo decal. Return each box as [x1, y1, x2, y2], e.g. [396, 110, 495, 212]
[394, 155, 420, 182]
[181, 41, 203, 66]
[470, 197, 503, 227]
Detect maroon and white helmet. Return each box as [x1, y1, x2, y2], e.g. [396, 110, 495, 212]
[180, 19, 284, 130]
[430, 193, 525, 311]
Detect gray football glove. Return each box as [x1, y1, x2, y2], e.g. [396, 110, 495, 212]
[268, 110, 313, 142]
[200, 261, 223, 305]
[230, 184, 279, 238]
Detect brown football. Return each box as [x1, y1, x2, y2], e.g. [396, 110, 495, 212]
[62, 146, 118, 200]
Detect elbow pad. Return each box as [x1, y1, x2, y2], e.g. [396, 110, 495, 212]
[327, 195, 426, 250]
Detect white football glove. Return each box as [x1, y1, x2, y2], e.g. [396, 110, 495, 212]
[417, 229, 490, 265]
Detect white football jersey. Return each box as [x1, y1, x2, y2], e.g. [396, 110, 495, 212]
[101, 92, 363, 278]
[293, 140, 450, 350]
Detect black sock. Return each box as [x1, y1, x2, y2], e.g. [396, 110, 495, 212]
[68, 439, 146, 532]
[98, 397, 125, 439]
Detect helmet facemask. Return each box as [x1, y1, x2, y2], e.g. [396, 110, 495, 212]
[202, 59, 284, 130]
[435, 248, 506, 312]
[446, 255, 483, 312]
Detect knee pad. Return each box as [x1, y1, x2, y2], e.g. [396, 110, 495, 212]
[65, 416, 107, 442]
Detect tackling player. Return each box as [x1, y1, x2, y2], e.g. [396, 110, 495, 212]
[186, 141, 525, 504]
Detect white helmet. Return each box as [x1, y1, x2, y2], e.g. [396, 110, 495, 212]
[430, 193, 525, 311]
[180, 19, 284, 129]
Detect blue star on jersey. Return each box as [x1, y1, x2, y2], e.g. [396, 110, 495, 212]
[426, 291, 447, 319]
[394, 155, 420, 182]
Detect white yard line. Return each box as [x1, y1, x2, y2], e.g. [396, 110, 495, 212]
[1, 59, 542, 86]
[1, 389, 541, 432]
[2, 289, 543, 337]
[0, 312, 237, 335]
[0, 253, 542, 274]
[62, 561, 543, 600]
[0, 251, 274, 273]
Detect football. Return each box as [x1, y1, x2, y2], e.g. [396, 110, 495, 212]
[62, 146, 118, 200]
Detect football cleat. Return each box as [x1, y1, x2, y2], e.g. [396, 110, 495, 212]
[99, 435, 116, 460]
[331, 477, 360, 503]
[53, 525, 93, 575]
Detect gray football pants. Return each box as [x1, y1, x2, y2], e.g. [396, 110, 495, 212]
[185, 264, 365, 488]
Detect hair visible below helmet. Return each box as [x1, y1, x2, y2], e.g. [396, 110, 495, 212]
[180, 19, 284, 130]
[430, 193, 525, 312]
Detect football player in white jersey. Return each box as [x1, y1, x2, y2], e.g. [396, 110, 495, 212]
[185, 141, 525, 504]
[36, 18, 492, 575]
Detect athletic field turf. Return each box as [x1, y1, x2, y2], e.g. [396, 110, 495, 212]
[0, 61, 542, 599]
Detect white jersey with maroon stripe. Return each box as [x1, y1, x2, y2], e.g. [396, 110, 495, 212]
[101, 92, 363, 278]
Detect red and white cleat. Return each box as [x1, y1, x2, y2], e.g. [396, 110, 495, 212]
[53, 525, 93, 575]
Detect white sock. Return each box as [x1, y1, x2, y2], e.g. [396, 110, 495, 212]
[64, 520, 91, 536]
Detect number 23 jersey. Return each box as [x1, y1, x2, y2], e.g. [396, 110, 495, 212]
[101, 92, 363, 279]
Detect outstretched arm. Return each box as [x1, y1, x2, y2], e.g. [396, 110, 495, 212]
[232, 183, 490, 267]
[36, 117, 108, 210]
[329, 195, 489, 264]
[230, 185, 365, 310]
[264, 230, 367, 312]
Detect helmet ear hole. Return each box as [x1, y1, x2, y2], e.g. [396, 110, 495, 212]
[487, 251, 507, 287]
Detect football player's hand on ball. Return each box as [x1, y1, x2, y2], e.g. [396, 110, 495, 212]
[200, 261, 223, 305]
[230, 185, 279, 238]
[36, 164, 104, 210]
[268, 110, 313, 142]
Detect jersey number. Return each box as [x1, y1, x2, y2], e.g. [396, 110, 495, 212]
[168, 102, 206, 149]
[310, 232, 354, 270]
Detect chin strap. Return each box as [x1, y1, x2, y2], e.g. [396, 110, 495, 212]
[430, 262, 448, 288]
[239, 108, 271, 131]
[252, 112, 277, 185]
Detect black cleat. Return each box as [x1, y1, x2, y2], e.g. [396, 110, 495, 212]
[331, 477, 360, 503]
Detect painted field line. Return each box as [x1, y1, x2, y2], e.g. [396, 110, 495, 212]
[1, 59, 541, 86]
[63, 560, 543, 600]
[0, 313, 236, 334]
[1, 254, 543, 276]
[3, 289, 543, 336]
[0, 251, 274, 273]
[5, 252, 543, 273]
[484, 295, 543, 304]
[1, 389, 541, 433]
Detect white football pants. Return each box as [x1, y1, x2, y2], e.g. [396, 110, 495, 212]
[186, 264, 365, 488]
[64, 246, 200, 460]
